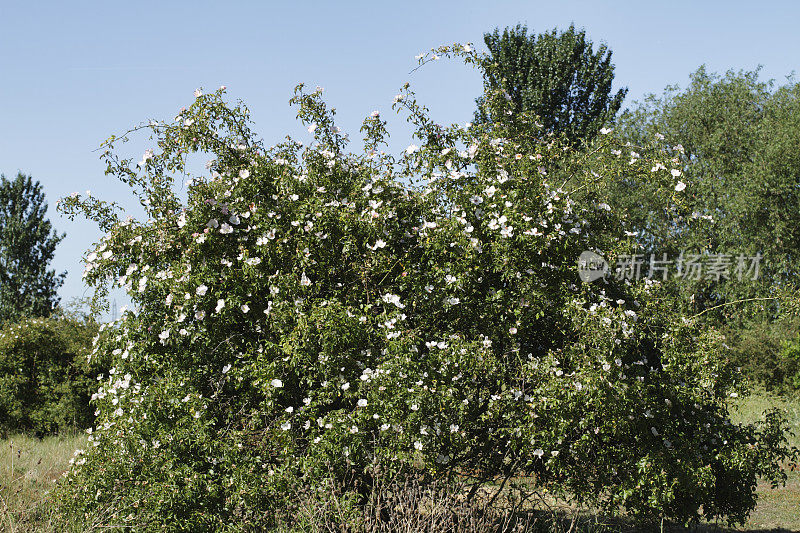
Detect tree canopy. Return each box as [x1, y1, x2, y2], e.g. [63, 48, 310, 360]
[616, 67, 800, 323]
[476, 24, 627, 145]
[0, 172, 65, 325]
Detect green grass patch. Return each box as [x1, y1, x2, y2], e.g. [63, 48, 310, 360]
[0, 432, 85, 532]
[728, 392, 800, 532]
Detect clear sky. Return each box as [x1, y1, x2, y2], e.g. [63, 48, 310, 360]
[1, 0, 798, 315]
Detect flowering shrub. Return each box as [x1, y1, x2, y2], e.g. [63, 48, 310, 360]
[56, 47, 796, 530]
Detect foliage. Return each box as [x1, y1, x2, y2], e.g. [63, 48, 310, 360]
[0, 173, 66, 327]
[475, 24, 627, 145]
[616, 67, 800, 325]
[0, 315, 102, 435]
[782, 340, 800, 391]
[615, 67, 800, 394]
[726, 319, 800, 394]
[54, 47, 795, 530]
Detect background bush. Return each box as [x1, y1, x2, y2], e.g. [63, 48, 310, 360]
[728, 319, 800, 394]
[0, 315, 102, 435]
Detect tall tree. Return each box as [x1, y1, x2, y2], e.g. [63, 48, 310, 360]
[0, 172, 65, 325]
[616, 68, 800, 391]
[476, 23, 627, 145]
[612, 66, 800, 338]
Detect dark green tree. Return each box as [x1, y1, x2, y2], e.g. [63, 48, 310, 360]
[616, 68, 800, 318]
[616, 68, 800, 391]
[476, 23, 627, 145]
[0, 315, 102, 435]
[0, 172, 65, 325]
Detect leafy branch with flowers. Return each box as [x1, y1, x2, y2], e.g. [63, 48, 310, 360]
[54, 45, 797, 530]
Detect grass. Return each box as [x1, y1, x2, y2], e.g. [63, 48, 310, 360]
[0, 432, 86, 532]
[0, 393, 798, 532]
[727, 392, 800, 532]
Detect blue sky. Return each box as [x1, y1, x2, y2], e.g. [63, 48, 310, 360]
[1, 0, 798, 315]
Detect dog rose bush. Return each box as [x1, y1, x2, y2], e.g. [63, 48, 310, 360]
[56, 46, 796, 530]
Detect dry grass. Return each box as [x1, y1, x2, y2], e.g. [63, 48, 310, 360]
[280, 473, 542, 532]
[0, 432, 86, 532]
[727, 393, 800, 532]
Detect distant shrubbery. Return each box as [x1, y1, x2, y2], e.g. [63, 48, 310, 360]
[0, 315, 103, 435]
[729, 320, 800, 395]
